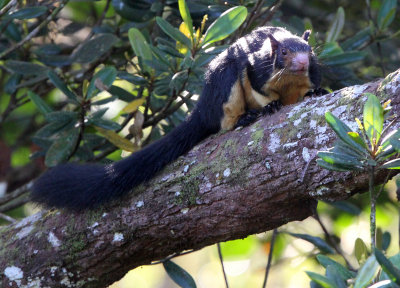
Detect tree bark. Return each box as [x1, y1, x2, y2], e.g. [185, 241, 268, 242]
[1, 69, 400, 287]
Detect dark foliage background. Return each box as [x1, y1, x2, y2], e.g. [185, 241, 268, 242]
[1, 0, 400, 287]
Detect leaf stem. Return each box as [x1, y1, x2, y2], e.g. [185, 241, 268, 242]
[262, 229, 278, 288]
[217, 243, 229, 288]
[369, 166, 376, 250]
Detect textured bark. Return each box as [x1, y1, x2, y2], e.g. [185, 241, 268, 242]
[1, 69, 400, 287]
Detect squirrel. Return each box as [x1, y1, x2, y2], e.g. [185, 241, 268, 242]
[31, 26, 324, 210]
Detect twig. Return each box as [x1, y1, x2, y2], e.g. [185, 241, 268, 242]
[369, 166, 376, 250]
[0, 181, 33, 206]
[0, 0, 69, 59]
[217, 243, 229, 288]
[262, 229, 278, 288]
[0, 0, 17, 17]
[313, 211, 355, 271]
[0, 212, 16, 223]
[260, 0, 283, 27]
[150, 250, 195, 265]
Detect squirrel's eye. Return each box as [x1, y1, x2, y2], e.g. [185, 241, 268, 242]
[281, 48, 287, 55]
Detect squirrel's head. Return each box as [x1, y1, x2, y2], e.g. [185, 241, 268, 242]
[269, 30, 314, 75]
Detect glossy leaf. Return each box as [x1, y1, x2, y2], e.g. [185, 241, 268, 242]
[381, 158, 400, 169]
[95, 127, 135, 152]
[318, 42, 343, 58]
[374, 248, 400, 285]
[72, 34, 119, 63]
[325, 112, 365, 154]
[156, 17, 192, 48]
[202, 6, 247, 47]
[347, 131, 368, 149]
[316, 255, 355, 280]
[317, 151, 364, 168]
[5, 60, 48, 76]
[342, 27, 372, 51]
[316, 159, 355, 172]
[377, 0, 397, 30]
[306, 271, 336, 288]
[326, 7, 345, 42]
[354, 255, 379, 288]
[363, 93, 384, 145]
[88, 118, 120, 131]
[7, 6, 48, 20]
[45, 111, 78, 123]
[45, 128, 80, 167]
[163, 260, 197, 288]
[109, 85, 136, 102]
[47, 70, 79, 104]
[178, 0, 193, 39]
[128, 28, 153, 65]
[122, 98, 145, 113]
[28, 91, 53, 115]
[381, 129, 400, 149]
[86, 66, 117, 99]
[287, 233, 335, 254]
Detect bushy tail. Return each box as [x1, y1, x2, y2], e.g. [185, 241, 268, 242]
[31, 110, 212, 210]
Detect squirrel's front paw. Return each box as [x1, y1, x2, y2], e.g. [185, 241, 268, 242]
[235, 109, 260, 128]
[262, 100, 282, 116]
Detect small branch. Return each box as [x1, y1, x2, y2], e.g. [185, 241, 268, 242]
[0, 0, 69, 59]
[0, 212, 16, 223]
[0, 181, 33, 207]
[0, 0, 17, 17]
[217, 243, 229, 288]
[262, 229, 278, 288]
[369, 166, 376, 250]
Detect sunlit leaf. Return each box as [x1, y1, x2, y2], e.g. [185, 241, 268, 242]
[306, 271, 336, 288]
[95, 126, 135, 152]
[318, 151, 364, 169]
[202, 6, 247, 47]
[163, 260, 197, 288]
[178, 0, 193, 39]
[128, 28, 153, 73]
[86, 66, 117, 99]
[354, 255, 379, 288]
[363, 93, 384, 146]
[316, 159, 355, 172]
[381, 158, 400, 169]
[325, 266, 347, 288]
[354, 238, 368, 263]
[122, 98, 145, 113]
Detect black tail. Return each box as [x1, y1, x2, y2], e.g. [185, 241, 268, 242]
[31, 110, 213, 210]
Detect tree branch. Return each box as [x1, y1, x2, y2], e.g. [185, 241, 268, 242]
[2, 69, 400, 287]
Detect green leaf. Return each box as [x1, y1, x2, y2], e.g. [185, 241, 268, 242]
[45, 128, 80, 167]
[108, 85, 136, 102]
[47, 70, 79, 104]
[326, 7, 345, 42]
[354, 238, 368, 263]
[381, 158, 400, 169]
[325, 112, 366, 154]
[202, 6, 248, 47]
[163, 260, 197, 288]
[325, 266, 347, 288]
[306, 271, 336, 288]
[347, 131, 368, 149]
[341, 27, 372, 51]
[87, 118, 120, 131]
[326, 201, 361, 215]
[364, 93, 384, 145]
[86, 66, 117, 99]
[382, 232, 391, 251]
[178, 0, 193, 39]
[377, 0, 397, 30]
[7, 6, 48, 20]
[319, 42, 344, 58]
[374, 248, 400, 285]
[320, 51, 366, 66]
[72, 34, 119, 63]
[316, 159, 355, 172]
[317, 255, 355, 280]
[45, 111, 78, 123]
[28, 91, 53, 115]
[317, 151, 364, 169]
[5, 60, 49, 76]
[156, 17, 192, 48]
[381, 129, 400, 149]
[287, 233, 335, 254]
[128, 28, 153, 67]
[35, 121, 74, 138]
[354, 255, 379, 288]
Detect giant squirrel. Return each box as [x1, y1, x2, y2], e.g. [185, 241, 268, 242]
[31, 26, 324, 210]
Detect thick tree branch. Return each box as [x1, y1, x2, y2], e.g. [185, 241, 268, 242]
[2, 69, 400, 287]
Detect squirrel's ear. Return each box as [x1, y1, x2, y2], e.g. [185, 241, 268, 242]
[302, 30, 311, 42]
[269, 34, 279, 51]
